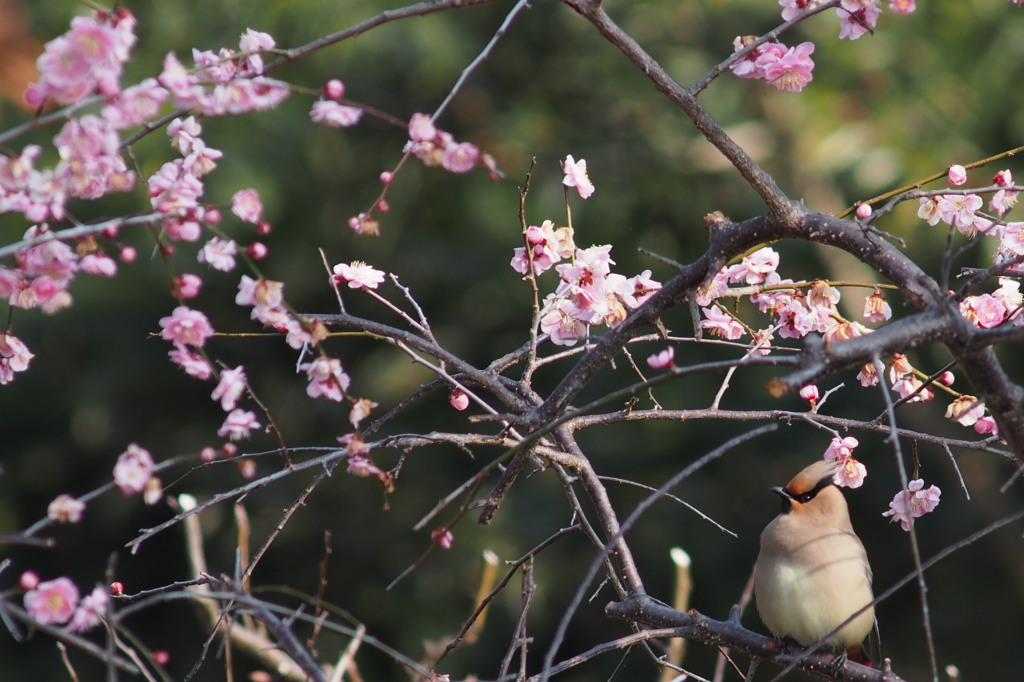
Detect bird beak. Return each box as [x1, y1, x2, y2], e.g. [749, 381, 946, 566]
[771, 485, 793, 513]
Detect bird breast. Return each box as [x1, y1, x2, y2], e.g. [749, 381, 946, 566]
[754, 516, 875, 650]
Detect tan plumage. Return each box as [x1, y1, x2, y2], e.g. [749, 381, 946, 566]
[753, 460, 875, 661]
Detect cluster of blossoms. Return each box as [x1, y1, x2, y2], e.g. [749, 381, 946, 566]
[25, 9, 137, 107]
[21, 574, 108, 633]
[159, 29, 289, 116]
[823, 436, 867, 488]
[347, 113, 499, 236]
[46, 443, 160, 530]
[509, 156, 660, 346]
[883, 478, 942, 530]
[310, 78, 363, 128]
[731, 1, 918, 92]
[728, 37, 816, 93]
[822, 436, 942, 532]
[691, 236, 1013, 440]
[405, 112, 490, 176]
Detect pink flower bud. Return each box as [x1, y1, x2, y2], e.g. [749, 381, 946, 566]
[855, 202, 872, 220]
[646, 347, 675, 370]
[175, 273, 202, 299]
[324, 79, 345, 100]
[257, 220, 272, 235]
[378, 199, 390, 213]
[431, 526, 454, 550]
[938, 371, 955, 386]
[222, 442, 238, 457]
[200, 446, 218, 462]
[20, 571, 39, 591]
[799, 384, 819, 405]
[119, 245, 137, 263]
[109, 581, 124, 596]
[993, 169, 1013, 187]
[379, 171, 393, 184]
[449, 389, 470, 411]
[153, 651, 170, 666]
[204, 207, 222, 225]
[238, 458, 256, 479]
[246, 242, 268, 260]
[947, 164, 967, 186]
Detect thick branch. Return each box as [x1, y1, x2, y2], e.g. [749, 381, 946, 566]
[606, 596, 906, 682]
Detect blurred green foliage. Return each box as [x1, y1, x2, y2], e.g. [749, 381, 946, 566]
[2, 0, 1024, 680]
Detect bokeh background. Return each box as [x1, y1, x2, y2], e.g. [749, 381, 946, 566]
[1, 0, 1023, 680]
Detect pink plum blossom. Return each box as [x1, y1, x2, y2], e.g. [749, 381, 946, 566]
[540, 298, 589, 346]
[561, 155, 595, 199]
[0, 332, 34, 384]
[301, 356, 351, 401]
[823, 435, 859, 462]
[238, 28, 276, 76]
[332, 261, 386, 289]
[938, 193, 983, 235]
[883, 479, 941, 531]
[862, 290, 892, 323]
[349, 397, 378, 428]
[726, 247, 779, 285]
[159, 306, 214, 347]
[231, 189, 263, 223]
[945, 395, 985, 427]
[974, 415, 999, 436]
[761, 41, 815, 92]
[182, 139, 223, 177]
[113, 443, 155, 495]
[441, 141, 480, 173]
[169, 347, 212, 379]
[729, 37, 786, 80]
[80, 253, 118, 277]
[218, 409, 261, 439]
[212, 366, 247, 411]
[821, 434, 868, 488]
[47, 494, 85, 523]
[168, 116, 202, 154]
[917, 196, 943, 226]
[779, 0, 815, 21]
[696, 267, 730, 306]
[838, 0, 881, 40]
[408, 113, 437, 142]
[102, 78, 168, 129]
[959, 294, 1005, 329]
[700, 305, 745, 340]
[68, 586, 109, 633]
[236, 275, 284, 311]
[24, 577, 79, 625]
[889, 0, 916, 12]
[310, 100, 363, 128]
[198, 237, 238, 272]
[647, 346, 675, 370]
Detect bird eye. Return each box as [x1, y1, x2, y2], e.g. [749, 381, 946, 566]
[795, 491, 815, 503]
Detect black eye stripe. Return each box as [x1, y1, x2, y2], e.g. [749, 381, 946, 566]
[787, 474, 835, 503]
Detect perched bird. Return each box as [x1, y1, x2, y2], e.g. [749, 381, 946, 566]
[753, 459, 876, 662]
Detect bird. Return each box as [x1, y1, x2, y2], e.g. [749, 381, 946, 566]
[753, 459, 876, 663]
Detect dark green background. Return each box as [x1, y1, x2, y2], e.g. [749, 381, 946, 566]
[1, 1, 1023, 680]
